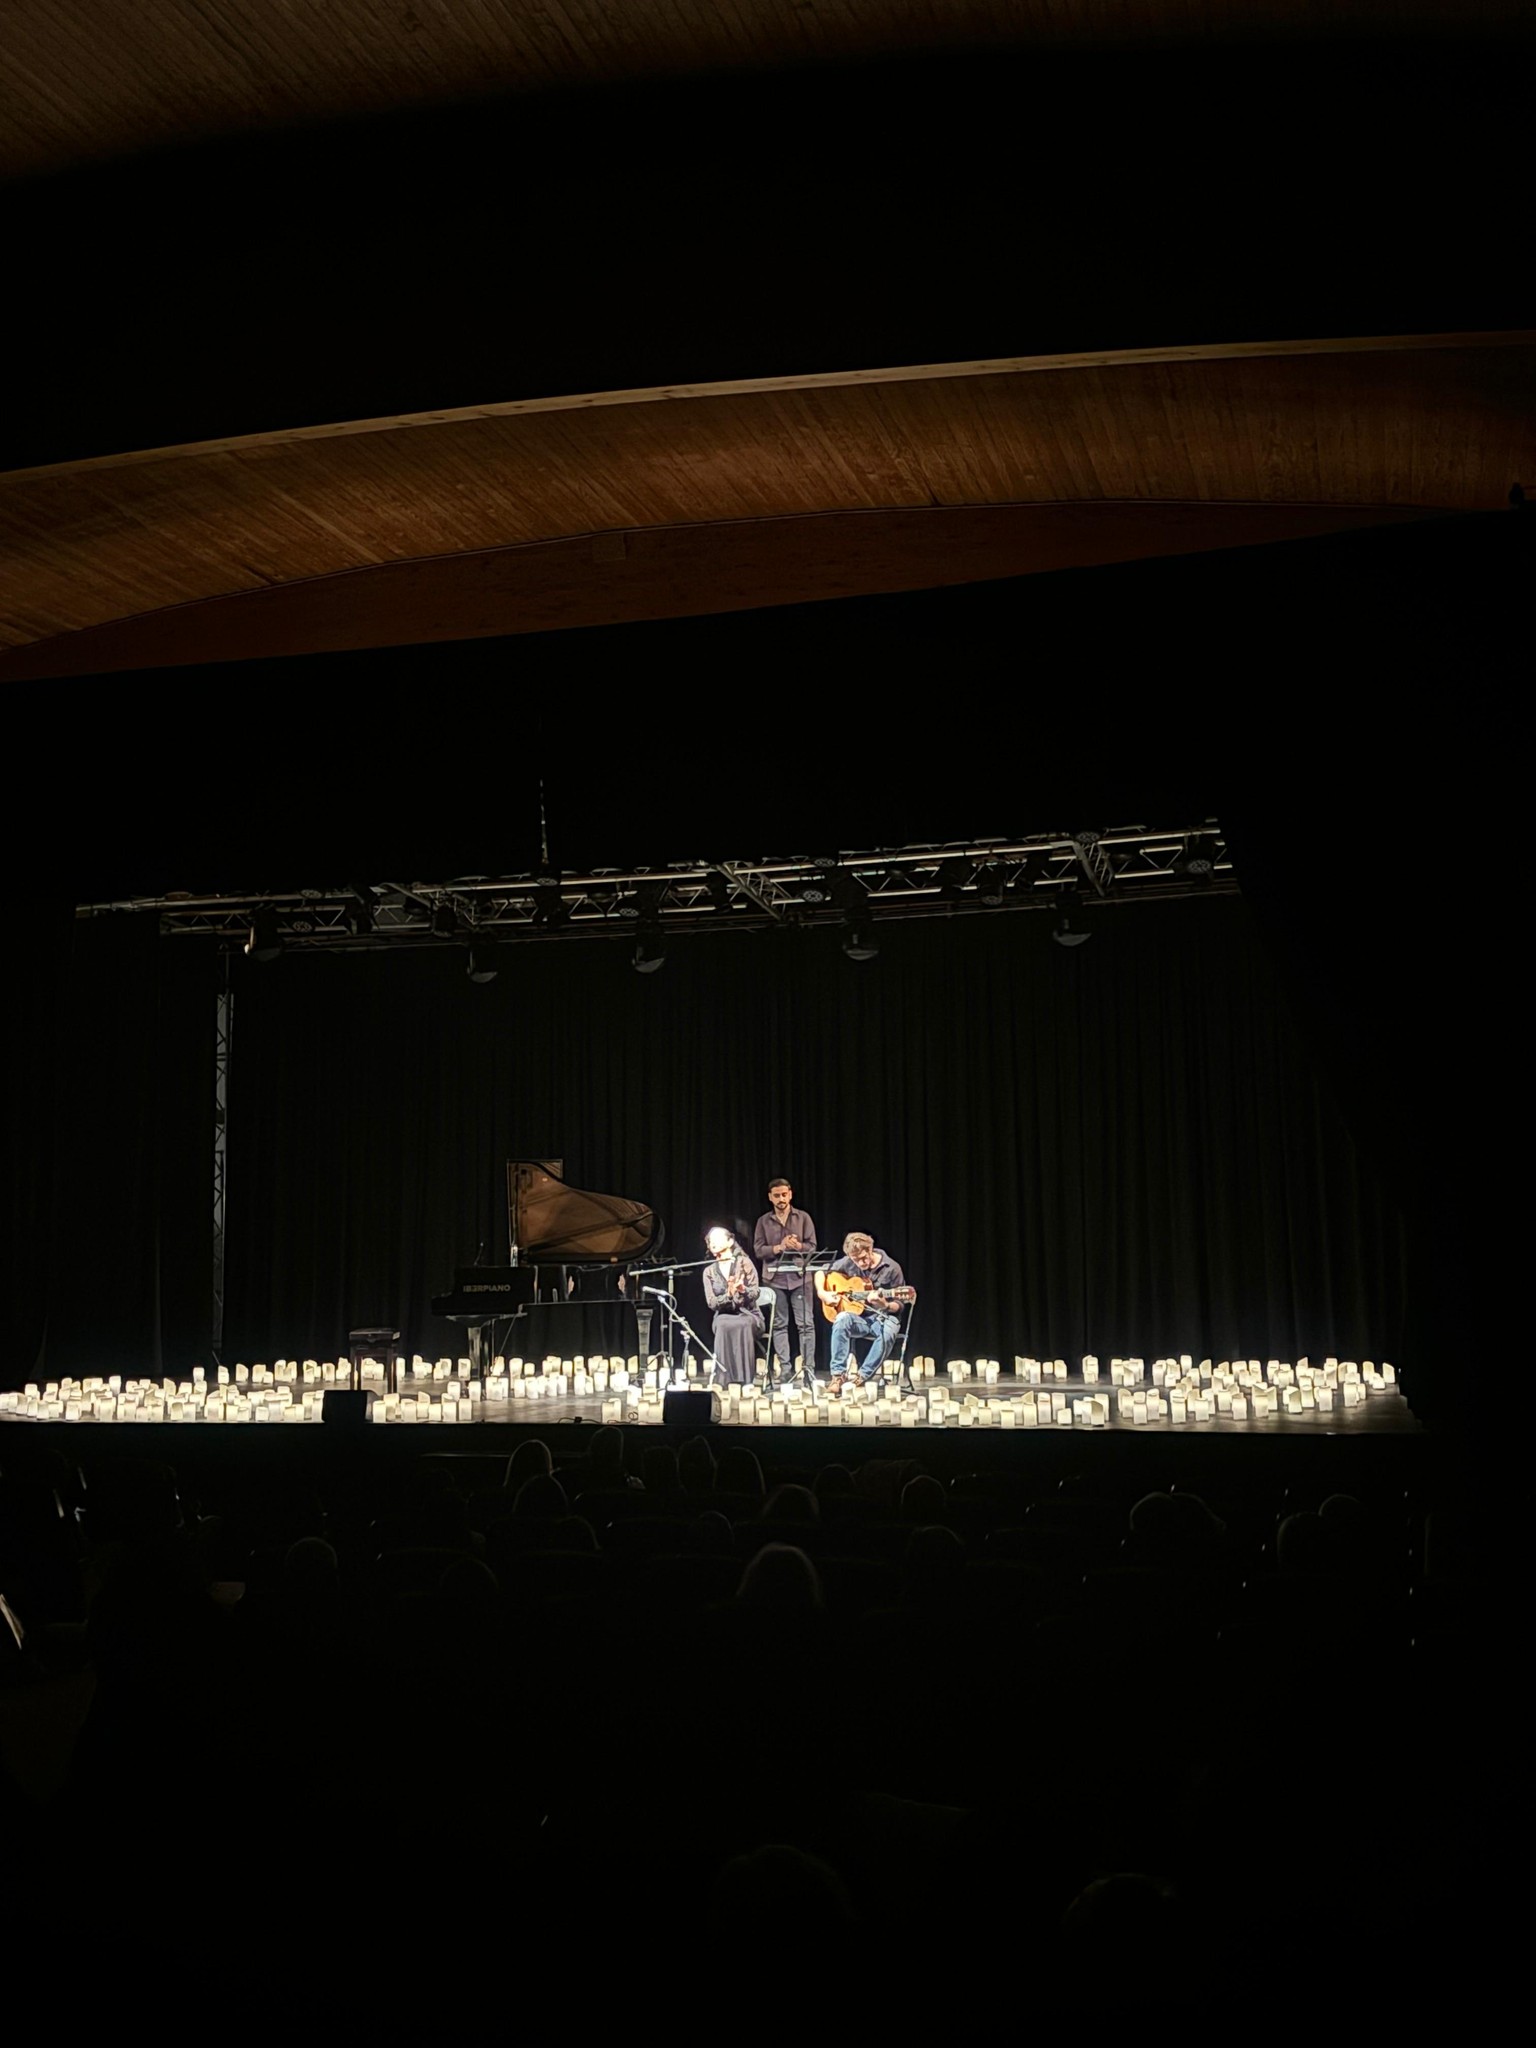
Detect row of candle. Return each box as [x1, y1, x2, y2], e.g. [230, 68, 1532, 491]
[1, 1345, 1398, 1426]
[0, 1382, 327, 1424]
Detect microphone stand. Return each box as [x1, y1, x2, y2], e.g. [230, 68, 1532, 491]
[632, 1256, 712, 1373]
[641, 1288, 717, 1374]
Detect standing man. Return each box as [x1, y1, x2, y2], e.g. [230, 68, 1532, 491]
[817, 1232, 911, 1394]
[754, 1177, 819, 1393]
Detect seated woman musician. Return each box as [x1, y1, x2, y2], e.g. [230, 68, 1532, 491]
[702, 1226, 765, 1386]
[816, 1231, 913, 1394]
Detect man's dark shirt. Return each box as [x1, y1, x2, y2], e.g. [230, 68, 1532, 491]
[754, 1207, 818, 1290]
[829, 1250, 905, 1311]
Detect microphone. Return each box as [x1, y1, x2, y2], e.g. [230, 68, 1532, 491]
[642, 1286, 671, 1300]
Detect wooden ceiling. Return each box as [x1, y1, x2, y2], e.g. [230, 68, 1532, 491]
[4, 9, 1528, 685]
[0, 333, 1530, 680]
[4, 0, 1524, 182]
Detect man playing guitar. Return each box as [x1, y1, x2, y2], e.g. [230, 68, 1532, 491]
[816, 1231, 912, 1394]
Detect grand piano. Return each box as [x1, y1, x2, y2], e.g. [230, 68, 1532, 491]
[431, 1159, 661, 1370]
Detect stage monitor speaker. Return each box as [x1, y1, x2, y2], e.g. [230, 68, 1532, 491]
[322, 1389, 368, 1429]
[662, 1389, 721, 1427]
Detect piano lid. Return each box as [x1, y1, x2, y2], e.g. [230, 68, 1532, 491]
[507, 1158, 662, 1267]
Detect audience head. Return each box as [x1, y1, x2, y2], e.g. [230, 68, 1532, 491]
[716, 1446, 765, 1497]
[761, 1484, 820, 1527]
[505, 1440, 552, 1492]
[1129, 1489, 1227, 1563]
[281, 1537, 339, 1606]
[641, 1444, 680, 1494]
[735, 1543, 824, 1612]
[90, 1458, 185, 1544]
[812, 1463, 853, 1500]
[906, 1522, 963, 1567]
[1060, 1872, 1180, 1971]
[1277, 1509, 1351, 1576]
[899, 1474, 947, 1525]
[283, 1535, 338, 1580]
[512, 1473, 569, 1521]
[677, 1435, 717, 1493]
[715, 1844, 850, 1920]
[1318, 1493, 1381, 1570]
[587, 1426, 627, 1486]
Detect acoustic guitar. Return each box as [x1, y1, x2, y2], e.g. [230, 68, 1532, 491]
[818, 1271, 917, 1324]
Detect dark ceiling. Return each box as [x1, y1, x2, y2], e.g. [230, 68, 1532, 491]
[7, 33, 1530, 473]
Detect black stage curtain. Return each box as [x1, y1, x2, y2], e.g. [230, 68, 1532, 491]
[8, 915, 216, 1383]
[218, 897, 1407, 1379]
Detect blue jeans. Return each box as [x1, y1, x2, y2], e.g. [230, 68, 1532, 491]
[830, 1311, 897, 1380]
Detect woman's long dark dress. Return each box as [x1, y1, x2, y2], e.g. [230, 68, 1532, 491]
[703, 1252, 763, 1384]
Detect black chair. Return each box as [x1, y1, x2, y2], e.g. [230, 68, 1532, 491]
[845, 1296, 917, 1391]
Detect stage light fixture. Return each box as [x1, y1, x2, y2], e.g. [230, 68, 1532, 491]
[842, 923, 879, 962]
[431, 902, 458, 940]
[466, 943, 500, 984]
[344, 895, 375, 939]
[533, 872, 571, 928]
[830, 866, 870, 913]
[799, 878, 830, 905]
[1052, 914, 1092, 949]
[1178, 835, 1216, 885]
[974, 862, 1008, 907]
[705, 871, 732, 911]
[632, 932, 666, 974]
[1013, 850, 1049, 894]
[245, 909, 282, 962]
[935, 858, 974, 903]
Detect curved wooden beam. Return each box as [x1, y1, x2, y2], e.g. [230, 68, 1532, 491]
[2, 333, 1530, 678]
[0, 501, 1445, 681]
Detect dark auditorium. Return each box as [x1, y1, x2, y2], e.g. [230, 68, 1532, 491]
[1, 0, 1521, 2022]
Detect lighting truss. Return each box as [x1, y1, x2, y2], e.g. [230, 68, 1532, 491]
[77, 825, 1236, 952]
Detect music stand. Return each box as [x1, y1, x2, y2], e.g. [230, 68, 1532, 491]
[764, 1248, 824, 1391]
